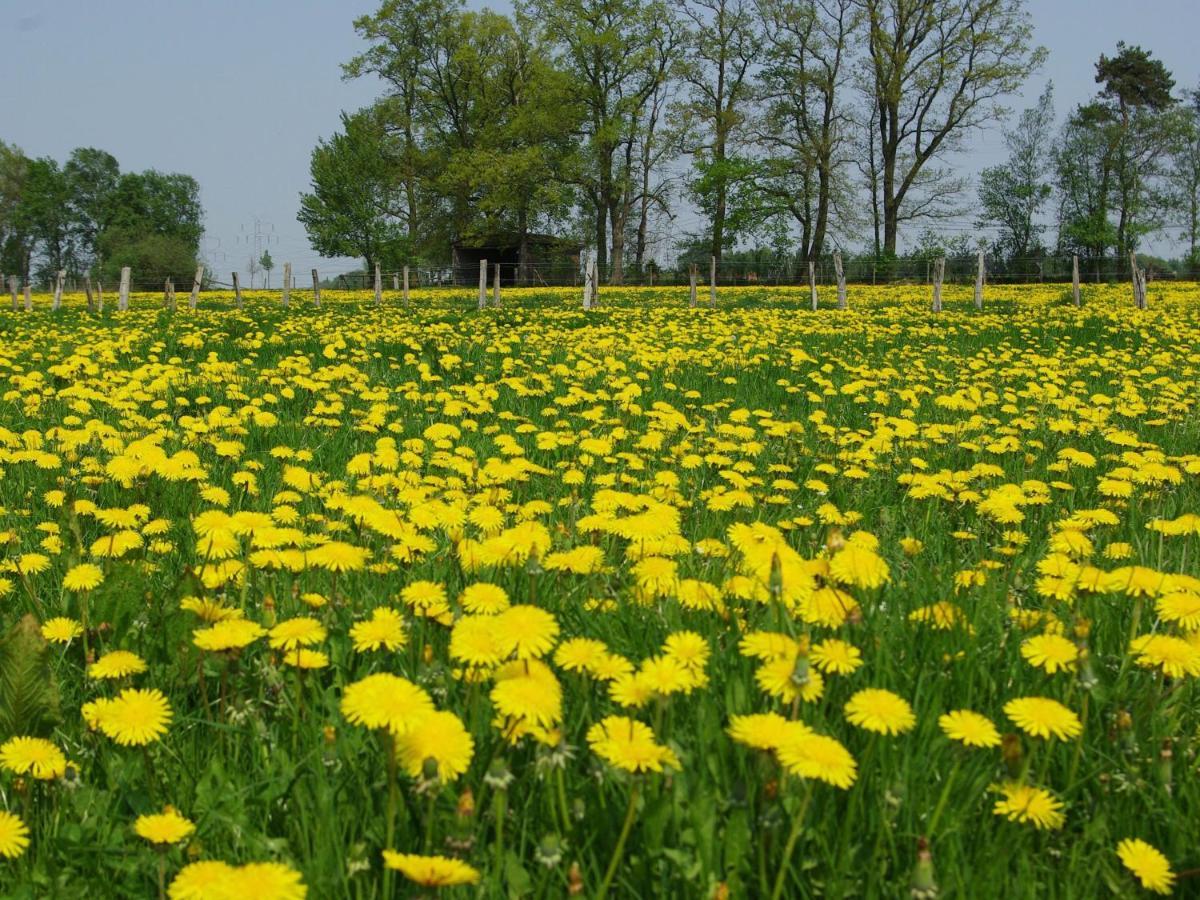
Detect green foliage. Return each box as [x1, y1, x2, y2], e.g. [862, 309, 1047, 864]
[976, 84, 1055, 266]
[0, 614, 61, 739]
[299, 109, 413, 270]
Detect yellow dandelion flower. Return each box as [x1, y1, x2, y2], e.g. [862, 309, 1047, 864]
[1116, 838, 1175, 895]
[1003, 696, 1082, 741]
[844, 688, 915, 736]
[938, 710, 1001, 748]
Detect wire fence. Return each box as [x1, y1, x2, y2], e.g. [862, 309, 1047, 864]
[4, 253, 1193, 296]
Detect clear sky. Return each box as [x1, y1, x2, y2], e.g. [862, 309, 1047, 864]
[3, 0, 1197, 280]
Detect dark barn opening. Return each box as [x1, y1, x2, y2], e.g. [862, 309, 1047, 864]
[451, 234, 582, 286]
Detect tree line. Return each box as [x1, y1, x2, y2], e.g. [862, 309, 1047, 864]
[300, 0, 1200, 281]
[0, 144, 203, 287]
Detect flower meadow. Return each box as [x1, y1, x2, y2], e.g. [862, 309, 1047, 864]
[0, 282, 1198, 898]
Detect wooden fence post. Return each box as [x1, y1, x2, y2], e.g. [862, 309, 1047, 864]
[374, 263, 382, 307]
[84, 275, 94, 312]
[8, 276, 17, 311]
[190, 265, 203, 310]
[834, 252, 847, 309]
[709, 255, 717, 307]
[478, 259, 488, 309]
[23, 281, 32, 312]
[808, 261, 817, 311]
[311, 269, 321, 307]
[1072, 255, 1080, 307]
[493, 263, 501, 306]
[689, 264, 698, 308]
[582, 253, 593, 309]
[164, 279, 173, 310]
[932, 257, 945, 313]
[118, 266, 131, 311]
[52, 269, 65, 311]
[1130, 252, 1147, 309]
[392, 272, 399, 292]
[96, 280, 103, 312]
[403, 266, 409, 305]
[974, 250, 984, 310]
[232, 271, 242, 309]
[282, 262, 291, 308]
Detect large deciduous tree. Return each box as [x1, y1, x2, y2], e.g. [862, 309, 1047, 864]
[857, 0, 1044, 257]
[676, 0, 758, 263]
[975, 83, 1055, 265]
[522, 0, 677, 281]
[755, 0, 858, 261]
[298, 109, 411, 272]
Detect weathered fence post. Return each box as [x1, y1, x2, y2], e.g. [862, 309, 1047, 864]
[96, 281, 103, 312]
[1072, 255, 1080, 307]
[232, 271, 242, 309]
[493, 262, 501, 306]
[589, 254, 599, 307]
[808, 261, 817, 311]
[709, 255, 717, 307]
[974, 250, 984, 310]
[1130, 252, 1147, 309]
[8, 276, 17, 311]
[689, 264, 698, 308]
[834, 252, 847, 310]
[164, 279, 173, 310]
[582, 253, 593, 309]
[118, 266, 131, 311]
[23, 281, 32, 312]
[393, 273, 399, 292]
[190, 265, 203, 310]
[932, 257, 945, 313]
[402, 266, 409, 305]
[84, 275, 94, 312]
[282, 262, 291, 308]
[311, 269, 321, 307]
[52, 269, 65, 311]
[374, 263, 382, 307]
[478, 259, 488, 309]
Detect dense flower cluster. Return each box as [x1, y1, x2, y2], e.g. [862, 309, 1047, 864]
[0, 283, 1196, 895]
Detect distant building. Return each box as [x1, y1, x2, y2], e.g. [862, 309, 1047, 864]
[451, 234, 582, 286]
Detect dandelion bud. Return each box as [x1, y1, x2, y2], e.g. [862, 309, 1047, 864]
[536, 834, 563, 868]
[571, 798, 586, 822]
[323, 725, 336, 744]
[422, 756, 440, 781]
[764, 777, 779, 801]
[485, 759, 513, 791]
[790, 654, 811, 689]
[525, 548, 543, 577]
[768, 552, 783, 599]
[1077, 651, 1099, 692]
[457, 788, 475, 819]
[263, 595, 276, 627]
[910, 836, 938, 899]
[423, 643, 434, 665]
[1116, 709, 1133, 732]
[712, 883, 730, 900]
[1159, 740, 1173, 795]
[567, 862, 585, 896]
[1073, 617, 1091, 639]
[1001, 733, 1022, 778]
[825, 528, 845, 553]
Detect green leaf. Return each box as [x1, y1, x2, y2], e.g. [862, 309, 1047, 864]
[0, 613, 61, 737]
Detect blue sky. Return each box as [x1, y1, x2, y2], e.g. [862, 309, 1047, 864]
[2, 0, 1196, 280]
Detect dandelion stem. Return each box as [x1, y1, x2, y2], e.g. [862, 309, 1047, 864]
[423, 788, 437, 853]
[770, 779, 814, 900]
[494, 786, 508, 888]
[927, 756, 962, 837]
[597, 779, 641, 900]
[383, 730, 398, 898]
